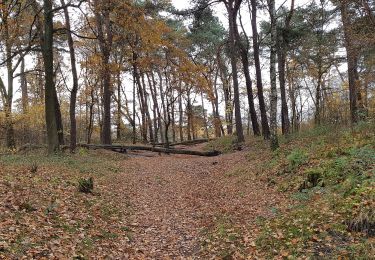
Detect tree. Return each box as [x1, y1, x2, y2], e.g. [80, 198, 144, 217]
[338, 0, 367, 123]
[223, 0, 245, 142]
[0, 0, 33, 148]
[188, 6, 226, 138]
[42, 0, 60, 153]
[236, 8, 261, 136]
[268, 0, 279, 150]
[249, 0, 270, 139]
[276, 0, 294, 135]
[93, 0, 113, 145]
[61, 0, 79, 152]
[0, 2, 16, 148]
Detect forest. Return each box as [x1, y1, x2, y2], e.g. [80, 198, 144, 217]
[0, 0, 374, 258]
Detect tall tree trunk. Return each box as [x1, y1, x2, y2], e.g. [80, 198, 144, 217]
[37, 54, 44, 102]
[93, 0, 112, 144]
[20, 58, 29, 144]
[132, 58, 147, 142]
[153, 73, 163, 142]
[186, 90, 192, 141]
[277, 49, 291, 134]
[147, 73, 159, 143]
[141, 73, 154, 143]
[226, 0, 244, 142]
[201, 92, 209, 139]
[20, 58, 28, 113]
[287, 64, 299, 132]
[315, 68, 322, 125]
[137, 86, 147, 142]
[61, 0, 78, 151]
[238, 42, 260, 136]
[212, 68, 222, 137]
[42, 0, 59, 153]
[116, 72, 122, 140]
[237, 8, 260, 136]
[250, 0, 270, 139]
[217, 51, 233, 135]
[158, 70, 167, 143]
[171, 92, 176, 142]
[4, 16, 15, 148]
[268, 0, 279, 150]
[54, 90, 64, 145]
[164, 105, 171, 149]
[178, 92, 184, 141]
[132, 71, 137, 144]
[340, 1, 365, 123]
[87, 88, 95, 144]
[277, 0, 294, 135]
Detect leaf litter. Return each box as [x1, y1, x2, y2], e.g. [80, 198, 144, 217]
[0, 147, 286, 259]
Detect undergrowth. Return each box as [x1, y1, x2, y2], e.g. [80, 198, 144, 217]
[255, 121, 375, 258]
[0, 149, 129, 258]
[204, 135, 240, 153]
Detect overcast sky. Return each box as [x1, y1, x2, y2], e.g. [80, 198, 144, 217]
[170, 0, 312, 35]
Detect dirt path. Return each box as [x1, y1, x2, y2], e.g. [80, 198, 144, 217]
[113, 150, 284, 259]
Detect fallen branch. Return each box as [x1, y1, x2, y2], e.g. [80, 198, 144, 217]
[78, 143, 221, 157]
[17, 144, 46, 152]
[151, 138, 212, 147]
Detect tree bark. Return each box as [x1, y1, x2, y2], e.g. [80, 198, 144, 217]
[61, 0, 78, 151]
[237, 8, 260, 136]
[201, 92, 209, 138]
[132, 71, 137, 144]
[4, 14, 15, 148]
[141, 72, 154, 143]
[132, 56, 147, 142]
[93, 0, 113, 144]
[277, 49, 291, 134]
[20, 58, 28, 113]
[186, 90, 192, 141]
[87, 88, 95, 144]
[54, 90, 64, 145]
[178, 91, 184, 141]
[226, 0, 244, 142]
[340, 1, 365, 123]
[116, 71, 122, 140]
[147, 73, 159, 143]
[212, 68, 223, 137]
[42, 0, 60, 153]
[268, 0, 279, 150]
[158, 70, 167, 143]
[277, 0, 294, 135]
[217, 49, 233, 135]
[250, 0, 270, 139]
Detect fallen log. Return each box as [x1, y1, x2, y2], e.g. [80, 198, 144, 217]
[78, 143, 221, 157]
[151, 138, 212, 147]
[17, 144, 46, 153]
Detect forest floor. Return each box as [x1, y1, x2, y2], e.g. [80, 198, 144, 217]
[0, 144, 286, 259]
[0, 123, 374, 259]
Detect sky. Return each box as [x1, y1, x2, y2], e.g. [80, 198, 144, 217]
[170, 0, 312, 38]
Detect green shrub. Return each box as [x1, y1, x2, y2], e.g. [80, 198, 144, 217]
[349, 145, 375, 166]
[30, 162, 38, 173]
[19, 201, 37, 212]
[299, 168, 324, 191]
[287, 149, 308, 171]
[204, 136, 239, 153]
[78, 147, 88, 156]
[323, 157, 349, 183]
[78, 177, 94, 193]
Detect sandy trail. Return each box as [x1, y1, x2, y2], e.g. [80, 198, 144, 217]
[112, 150, 282, 259]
